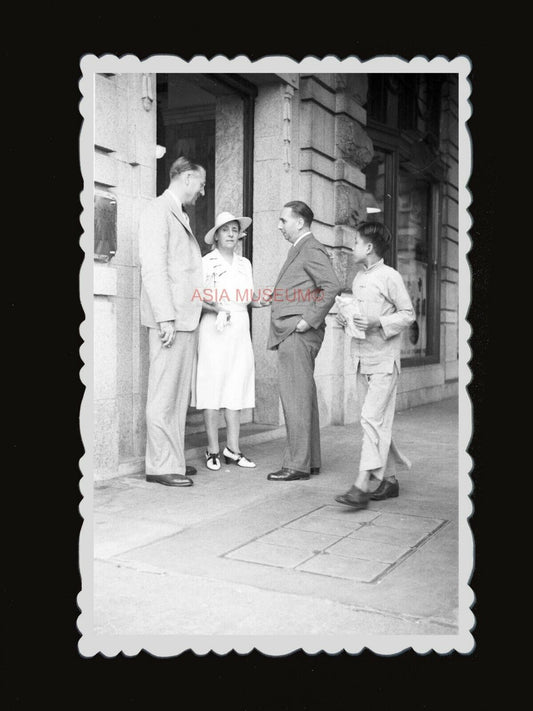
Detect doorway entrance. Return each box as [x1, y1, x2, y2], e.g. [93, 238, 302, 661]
[156, 73, 255, 258]
[156, 73, 257, 436]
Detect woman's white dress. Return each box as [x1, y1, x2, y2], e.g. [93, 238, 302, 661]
[195, 249, 255, 410]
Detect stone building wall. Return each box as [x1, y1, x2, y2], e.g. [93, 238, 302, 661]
[93, 73, 155, 480]
[254, 73, 460, 427]
[440, 78, 459, 385]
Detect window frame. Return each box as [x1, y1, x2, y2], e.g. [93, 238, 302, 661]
[366, 122, 442, 368]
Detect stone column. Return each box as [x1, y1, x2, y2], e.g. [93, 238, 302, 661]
[215, 95, 244, 219]
[214, 94, 252, 425]
[251, 82, 300, 425]
[293, 74, 373, 426]
[332, 75, 374, 424]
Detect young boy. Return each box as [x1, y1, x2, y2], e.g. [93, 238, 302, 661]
[335, 221, 415, 510]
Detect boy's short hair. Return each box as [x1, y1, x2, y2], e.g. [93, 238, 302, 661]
[356, 221, 392, 258]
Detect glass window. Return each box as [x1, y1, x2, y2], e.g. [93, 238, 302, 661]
[398, 75, 418, 130]
[397, 170, 432, 358]
[364, 150, 438, 363]
[363, 150, 387, 217]
[367, 75, 418, 130]
[363, 149, 394, 267]
[367, 76, 387, 124]
[365, 73, 444, 366]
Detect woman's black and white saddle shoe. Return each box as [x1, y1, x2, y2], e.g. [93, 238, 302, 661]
[223, 446, 256, 468]
[205, 451, 221, 471]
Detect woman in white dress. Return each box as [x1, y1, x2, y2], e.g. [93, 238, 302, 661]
[196, 212, 270, 470]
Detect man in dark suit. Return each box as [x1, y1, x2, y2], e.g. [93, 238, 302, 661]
[266, 201, 341, 481]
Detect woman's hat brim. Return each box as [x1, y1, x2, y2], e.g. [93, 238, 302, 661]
[204, 214, 252, 245]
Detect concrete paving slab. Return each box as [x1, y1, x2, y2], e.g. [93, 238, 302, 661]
[226, 541, 313, 568]
[91, 397, 462, 636]
[93, 560, 455, 636]
[305, 506, 382, 524]
[348, 524, 430, 547]
[372, 512, 444, 533]
[257, 527, 343, 552]
[297, 553, 389, 582]
[326, 537, 411, 564]
[94, 516, 184, 560]
[110, 493, 457, 625]
[286, 516, 361, 536]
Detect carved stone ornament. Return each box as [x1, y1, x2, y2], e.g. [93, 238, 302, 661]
[282, 86, 294, 172]
[336, 115, 374, 170]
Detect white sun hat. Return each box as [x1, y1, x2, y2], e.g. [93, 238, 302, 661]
[204, 211, 252, 245]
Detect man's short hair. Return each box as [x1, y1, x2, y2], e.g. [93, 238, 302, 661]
[356, 221, 392, 258]
[284, 200, 314, 227]
[169, 156, 204, 181]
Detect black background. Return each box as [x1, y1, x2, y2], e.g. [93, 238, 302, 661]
[5, 27, 493, 710]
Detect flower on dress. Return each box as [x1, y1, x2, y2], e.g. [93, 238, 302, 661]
[204, 253, 228, 289]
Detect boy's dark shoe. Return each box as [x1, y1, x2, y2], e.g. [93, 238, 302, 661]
[370, 478, 399, 500]
[335, 485, 370, 510]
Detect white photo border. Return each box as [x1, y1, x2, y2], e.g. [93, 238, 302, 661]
[78, 54, 473, 656]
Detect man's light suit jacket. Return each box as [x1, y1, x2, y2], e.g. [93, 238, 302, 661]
[138, 189, 203, 331]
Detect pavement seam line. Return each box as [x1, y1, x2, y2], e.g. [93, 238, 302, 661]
[223, 509, 449, 584]
[100, 490, 331, 560]
[220, 503, 329, 559]
[367, 518, 451, 583]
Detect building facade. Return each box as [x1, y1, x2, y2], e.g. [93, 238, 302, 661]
[92, 71, 459, 481]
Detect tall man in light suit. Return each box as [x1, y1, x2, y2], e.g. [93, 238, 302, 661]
[267, 201, 341, 481]
[138, 157, 206, 487]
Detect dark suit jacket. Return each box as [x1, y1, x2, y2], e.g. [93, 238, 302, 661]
[267, 234, 341, 350]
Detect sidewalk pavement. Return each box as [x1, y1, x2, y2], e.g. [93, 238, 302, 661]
[90, 397, 461, 637]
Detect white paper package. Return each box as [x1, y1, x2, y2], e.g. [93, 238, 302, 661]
[335, 294, 366, 339]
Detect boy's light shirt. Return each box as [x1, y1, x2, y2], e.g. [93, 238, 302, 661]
[350, 259, 415, 374]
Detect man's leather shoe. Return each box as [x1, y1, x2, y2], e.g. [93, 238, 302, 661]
[335, 485, 370, 510]
[185, 465, 197, 476]
[370, 478, 399, 500]
[310, 467, 320, 475]
[267, 468, 310, 481]
[146, 474, 193, 487]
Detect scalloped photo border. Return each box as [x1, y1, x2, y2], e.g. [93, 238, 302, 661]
[78, 54, 473, 657]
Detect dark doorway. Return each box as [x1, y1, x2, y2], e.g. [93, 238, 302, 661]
[156, 75, 216, 255]
[156, 73, 256, 259]
[156, 73, 257, 435]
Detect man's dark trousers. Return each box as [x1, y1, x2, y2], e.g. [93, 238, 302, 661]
[277, 325, 324, 473]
